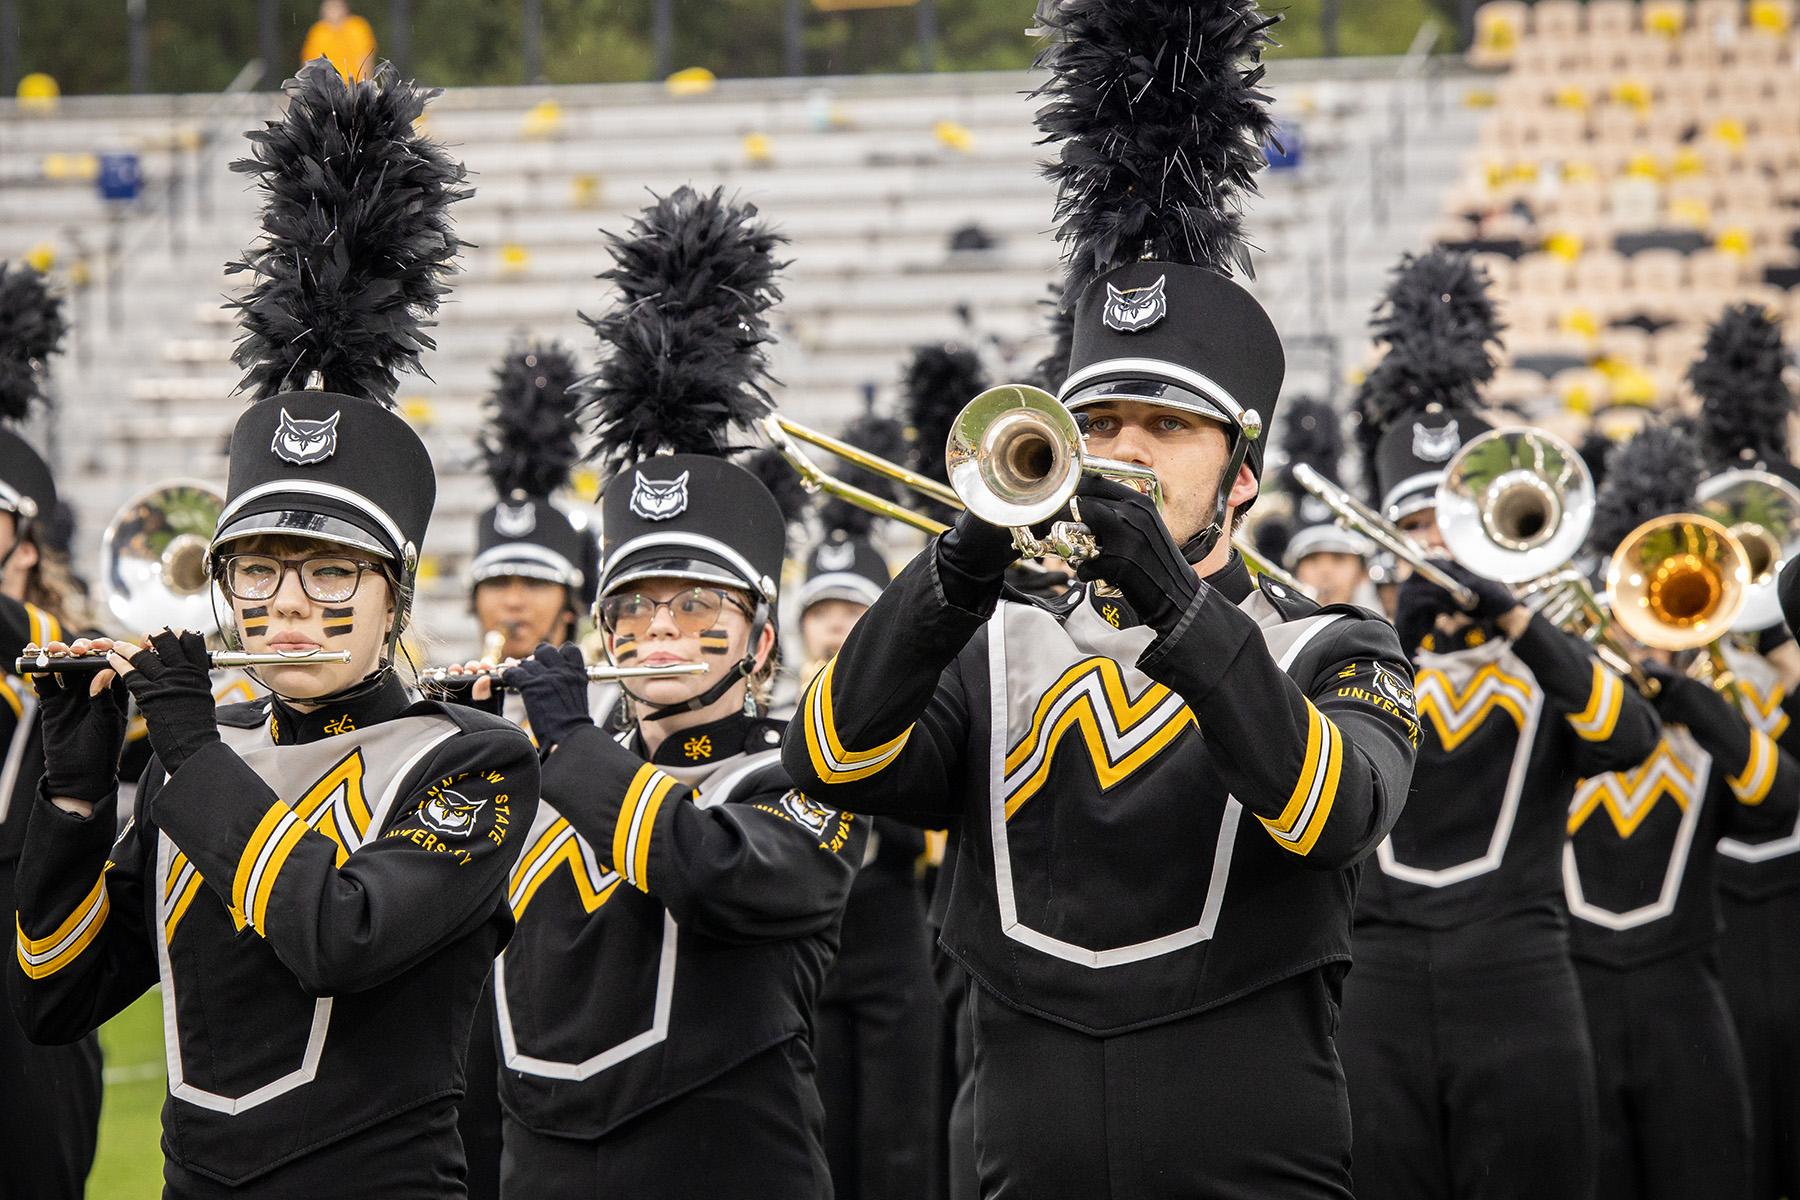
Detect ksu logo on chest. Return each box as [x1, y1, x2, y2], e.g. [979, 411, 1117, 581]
[271, 409, 341, 466]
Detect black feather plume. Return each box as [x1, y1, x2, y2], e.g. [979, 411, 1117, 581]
[1029, 282, 1075, 394]
[1270, 396, 1343, 498]
[904, 343, 989, 485]
[1353, 249, 1504, 474]
[739, 447, 813, 541]
[480, 343, 583, 500]
[1033, 0, 1281, 303]
[0, 263, 67, 424]
[1690, 303, 1795, 467]
[227, 60, 469, 404]
[819, 411, 911, 537]
[582, 187, 787, 471]
[1585, 423, 1703, 556]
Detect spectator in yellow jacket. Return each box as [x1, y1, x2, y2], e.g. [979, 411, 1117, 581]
[300, 0, 376, 82]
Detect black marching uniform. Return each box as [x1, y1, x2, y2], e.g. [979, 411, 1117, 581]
[0, 264, 102, 1200]
[10, 61, 542, 1197]
[1566, 667, 1797, 1200]
[495, 188, 864, 1198]
[782, 253, 1422, 1198]
[799, 532, 943, 1200]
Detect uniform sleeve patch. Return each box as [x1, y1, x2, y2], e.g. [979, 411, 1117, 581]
[779, 790, 838, 837]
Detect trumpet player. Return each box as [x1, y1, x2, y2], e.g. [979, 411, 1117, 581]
[1562, 424, 1791, 1200]
[8, 62, 540, 1197]
[1336, 252, 1660, 1200]
[490, 188, 862, 1199]
[0, 262, 102, 1200]
[784, 5, 1420, 1194]
[1697, 302, 1800, 1200]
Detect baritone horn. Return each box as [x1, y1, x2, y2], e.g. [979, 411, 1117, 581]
[98, 479, 226, 636]
[1695, 468, 1800, 632]
[1436, 427, 1595, 584]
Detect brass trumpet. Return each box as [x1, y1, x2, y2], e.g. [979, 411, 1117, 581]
[17, 646, 353, 675]
[418, 661, 708, 686]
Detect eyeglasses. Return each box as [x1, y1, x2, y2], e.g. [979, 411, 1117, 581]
[220, 554, 378, 604]
[598, 587, 749, 639]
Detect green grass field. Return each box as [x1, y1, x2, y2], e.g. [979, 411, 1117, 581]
[89, 991, 166, 1200]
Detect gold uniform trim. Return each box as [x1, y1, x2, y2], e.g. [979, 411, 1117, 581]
[802, 656, 913, 783]
[1728, 730, 1779, 806]
[509, 818, 622, 918]
[16, 866, 111, 980]
[612, 763, 678, 891]
[1567, 662, 1625, 742]
[1415, 662, 1535, 752]
[1570, 739, 1696, 837]
[1258, 699, 1345, 856]
[232, 801, 307, 936]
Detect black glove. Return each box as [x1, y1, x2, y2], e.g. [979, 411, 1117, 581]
[1780, 555, 1800, 640]
[1642, 659, 1748, 760]
[501, 643, 593, 748]
[934, 509, 1019, 612]
[436, 673, 504, 717]
[1395, 574, 1452, 658]
[119, 630, 220, 776]
[1068, 475, 1202, 633]
[33, 667, 129, 803]
[1429, 559, 1518, 623]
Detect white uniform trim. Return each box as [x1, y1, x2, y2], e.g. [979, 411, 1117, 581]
[494, 747, 781, 1080]
[471, 543, 580, 586]
[1564, 734, 1709, 930]
[985, 607, 1344, 968]
[156, 727, 457, 1115]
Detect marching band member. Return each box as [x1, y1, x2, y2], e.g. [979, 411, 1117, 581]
[1270, 397, 1377, 608]
[451, 342, 602, 1200]
[1335, 250, 1660, 1199]
[1564, 424, 1790, 1200]
[784, 3, 1421, 1194]
[799, 529, 942, 1200]
[1700, 303, 1800, 1200]
[0, 263, 102, 1200]
[491, 187, 863, 1199]
[7, 62, 540, 1197]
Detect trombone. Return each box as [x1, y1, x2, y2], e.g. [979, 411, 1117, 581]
[762, 385, 1309, 594]
[1290, 464, 1477, 608]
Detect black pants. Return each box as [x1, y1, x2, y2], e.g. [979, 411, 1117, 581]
[161, 1096, 465, 1199]
[1338, 933, 1598, 1199]
[816, 867, 940, 1200]
[931, 946, 977, 1200]
[458, 977, 503, 1200]
[1576, 951, 1751, 1200]
[967, 970, 1353, 1200]
[1718, 887, 1800, 1200]
[498, 1036, 831, 1200]
[0, 860, 103, 1200]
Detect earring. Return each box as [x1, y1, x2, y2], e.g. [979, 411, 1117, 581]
[743, 686, 757, 717]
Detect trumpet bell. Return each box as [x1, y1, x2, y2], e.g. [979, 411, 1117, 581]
[946, 385, 1084, 528]
[1606, 513, 1750, 651]
[1695, 468, 1800, 631]
[1437, 427, 1595, 583]
[100, 480, 225, 635]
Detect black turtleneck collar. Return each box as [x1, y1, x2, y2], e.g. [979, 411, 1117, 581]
[1203, 550, 1256, 605]
[634, 711, 783, 768]
[268, 673, 412, 746]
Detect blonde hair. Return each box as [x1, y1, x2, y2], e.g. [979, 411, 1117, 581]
[26, 545, 99, 633]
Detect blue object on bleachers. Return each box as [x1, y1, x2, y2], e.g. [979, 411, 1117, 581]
[97, 153, 142, 202]
[1265, 121, 1302, 171]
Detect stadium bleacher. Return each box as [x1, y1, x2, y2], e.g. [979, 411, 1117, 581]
[2, 61, 1481, 643]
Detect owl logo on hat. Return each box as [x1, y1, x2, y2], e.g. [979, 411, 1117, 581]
[1102, 275, 1168, 333]
[271, 409, 342, 465]
[816, 539, 856, 571]
[629, 470, 690, 520]
[494, 501, 537, 537]
[1411, 419, 1462, 463]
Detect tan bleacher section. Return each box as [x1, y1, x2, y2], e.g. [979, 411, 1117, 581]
[1455, 0, 1800, 429]
[1, 66, 1482, 643]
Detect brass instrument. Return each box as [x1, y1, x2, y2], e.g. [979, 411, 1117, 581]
[98, 480, 226, 635]
[763, 386, 1282, 580]
[1695, 468, 1800, 632]
[418, 661, 708, 686]
[1603, 514, 1751, 703]
[1437, 428, 1594, 584]
[1290, 464, 1478, 608]
[18, 646, 353, 675]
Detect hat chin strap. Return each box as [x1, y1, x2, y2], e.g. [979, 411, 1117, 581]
[1178, 435, 1253, 566]
[623, 602, 771, 724]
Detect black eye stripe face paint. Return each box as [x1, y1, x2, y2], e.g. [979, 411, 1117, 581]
[699, 629, 731, 656]
[322, 607, 355, 638]
[241, 604, 269, 638]
[613, 633, 638, 662]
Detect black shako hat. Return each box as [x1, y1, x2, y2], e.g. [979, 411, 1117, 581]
[471, 343, 595, 607]
[210, 60, 466, 585]
[1371, 403, 1493, 523]
[798, 528, 891, 612]
[1058, 260, 1285, 472]
[0, 261, 67, 526]
[597, 454, 785, 603]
